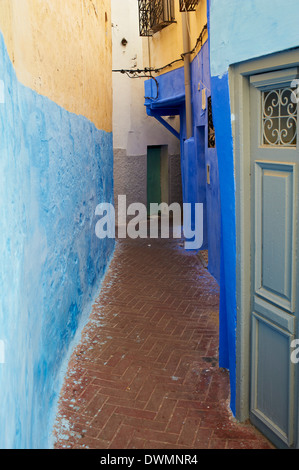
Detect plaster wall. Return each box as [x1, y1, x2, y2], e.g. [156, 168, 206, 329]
[210, 0, 299, 78]
[0, 0, 112, 132]
[147, 0, 208, 75]
[0, 0, 114, 449]
[111, 0, 181, 214]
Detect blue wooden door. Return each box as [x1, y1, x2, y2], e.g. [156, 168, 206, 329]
[249, 69, 299, 448]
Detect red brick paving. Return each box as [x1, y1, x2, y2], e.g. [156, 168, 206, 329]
[52, 234, 274, 450]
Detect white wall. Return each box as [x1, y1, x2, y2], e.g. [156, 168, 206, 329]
[111, 0, 180, 157]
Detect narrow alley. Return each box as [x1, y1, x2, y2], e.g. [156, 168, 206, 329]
[2, 0, 299, 453]
[53, 234, 273, 450]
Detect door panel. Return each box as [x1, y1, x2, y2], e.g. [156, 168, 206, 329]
[251, 312, 295, 444]
[249, 71, 298, 448]
[254, 161, 296, 312]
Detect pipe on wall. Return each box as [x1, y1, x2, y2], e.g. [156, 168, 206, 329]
[182, 10, 193, 139]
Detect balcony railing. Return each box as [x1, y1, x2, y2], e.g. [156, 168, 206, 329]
[179, 0, 200, 11]
[138, 0, 176, 37]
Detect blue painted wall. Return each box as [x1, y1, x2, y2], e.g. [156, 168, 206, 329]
[210, 0, 299, 78]
[208, 0, 299, 415]
[209, 72, 236, 414]
[190, 42, 221, 281]
[145, 41, 221, 283]
[0, 32, 114, 449]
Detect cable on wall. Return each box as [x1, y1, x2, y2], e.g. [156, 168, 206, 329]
[112, 23, 208, 101]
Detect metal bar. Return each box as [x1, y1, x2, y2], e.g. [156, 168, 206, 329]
[180, 0, 199, 12]
[152, 114, 180, 140]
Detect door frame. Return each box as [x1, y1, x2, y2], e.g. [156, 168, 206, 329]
[230, 48, 299, 446]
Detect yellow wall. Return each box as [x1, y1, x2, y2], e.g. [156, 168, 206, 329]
[144, 0, 207, 74]
[0, 0, 112, 132]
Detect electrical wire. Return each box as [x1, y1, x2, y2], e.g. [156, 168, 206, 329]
[112, 22, 208, 101]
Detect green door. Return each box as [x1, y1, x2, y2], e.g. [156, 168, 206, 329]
[249, 69, 299, 448]
[147, 147, 161, 215]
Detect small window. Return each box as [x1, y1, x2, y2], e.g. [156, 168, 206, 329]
[262, 87, 297, 146]
[208, 96, 216, 148]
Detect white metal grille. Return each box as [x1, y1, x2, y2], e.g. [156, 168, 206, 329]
[262, 88, 297, 146]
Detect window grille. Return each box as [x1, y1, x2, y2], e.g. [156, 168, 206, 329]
[138, 0, 176, 37]
[262, 87, 297, 146]
[179, 0, 200, 12]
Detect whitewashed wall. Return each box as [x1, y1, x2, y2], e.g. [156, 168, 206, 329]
[111, 0, 182, 215]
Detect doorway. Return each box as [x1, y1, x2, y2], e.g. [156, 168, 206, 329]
[147, 146, 161, 216]
[232, 50, 299, 449]
[147, 145, 171, 216]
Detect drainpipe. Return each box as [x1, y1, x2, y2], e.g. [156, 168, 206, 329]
[182, 10, 193, 139]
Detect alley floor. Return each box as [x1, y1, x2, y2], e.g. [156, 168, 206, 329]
[53, 232, 274, 450]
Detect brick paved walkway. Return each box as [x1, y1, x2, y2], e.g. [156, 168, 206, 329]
[53, 234, 274, 450]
